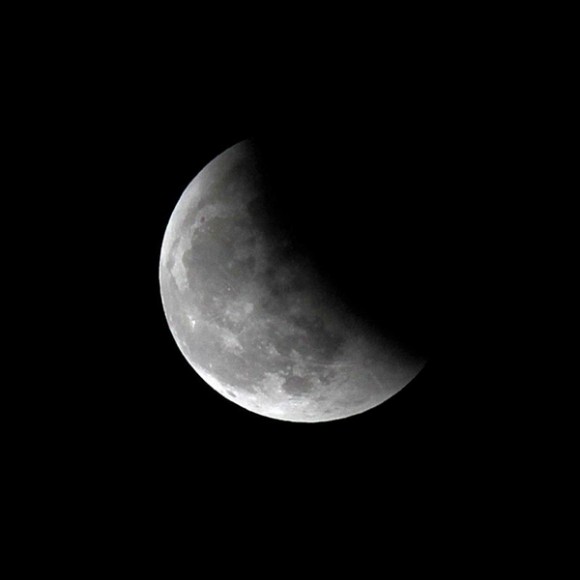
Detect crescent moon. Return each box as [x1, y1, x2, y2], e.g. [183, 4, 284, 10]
[160, 140, 426, 422]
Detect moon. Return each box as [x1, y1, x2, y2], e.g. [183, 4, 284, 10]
[159, 140, 426, 422]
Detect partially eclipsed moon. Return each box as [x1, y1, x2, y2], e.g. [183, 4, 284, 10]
[159, 140, 426, 422]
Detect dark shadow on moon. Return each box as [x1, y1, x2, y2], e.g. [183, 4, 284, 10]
[249, 135, 447, 359]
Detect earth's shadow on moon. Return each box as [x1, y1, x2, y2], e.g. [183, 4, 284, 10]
[250, 134, 448, 360]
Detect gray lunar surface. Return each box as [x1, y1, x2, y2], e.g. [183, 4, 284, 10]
[159, 140, 426, 422]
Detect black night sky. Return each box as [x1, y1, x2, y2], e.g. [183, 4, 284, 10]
[33, 45, 517, 535]
[92, 94, 498, 489]
[12, 9, 550, 567]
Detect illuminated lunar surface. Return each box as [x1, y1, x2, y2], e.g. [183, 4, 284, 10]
[159, 140, 426, 422]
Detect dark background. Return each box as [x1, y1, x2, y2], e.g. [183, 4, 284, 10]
[21, 35, 523, 538]
[79, 87, 505, 499]
[5, 19, 556, 574]
[8, 9, 559, 568]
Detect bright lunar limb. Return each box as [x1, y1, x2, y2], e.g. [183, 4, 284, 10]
[159, 140, 426, 422]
